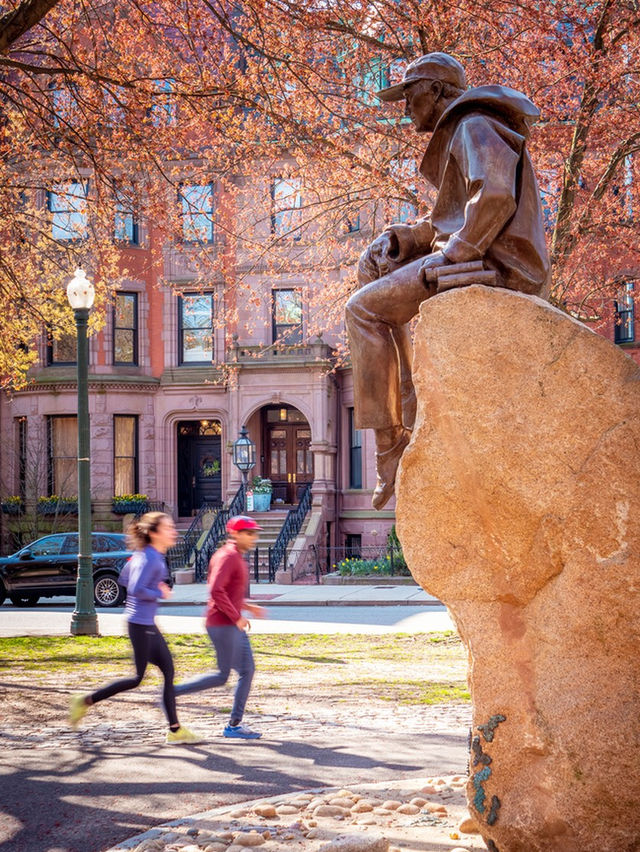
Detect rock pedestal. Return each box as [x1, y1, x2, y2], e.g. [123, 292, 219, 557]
[396, 286, 640, 852]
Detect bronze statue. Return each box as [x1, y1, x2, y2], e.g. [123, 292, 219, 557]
[346, 53, 550, 509]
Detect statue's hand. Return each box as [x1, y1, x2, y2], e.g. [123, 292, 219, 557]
[419, 251, 450, 290]
[358, 232, 399, 284]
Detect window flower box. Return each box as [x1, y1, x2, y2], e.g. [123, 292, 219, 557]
[112, 494, 149, 515]
[1, 497, 23, 516]
[37, 496, 78, 515]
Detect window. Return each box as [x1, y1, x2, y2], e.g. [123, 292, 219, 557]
[114, 415, 138, 496]
[344, 212, 361, 233]
[615, 282, 635, 344]
[113, 292, 138, 365]
[114, 185, 139, 244]
[348, 407, 362, 489]
[50, 84, 78, 128]
[390, 158, 418, 223]
[272, 178, 302, 239]
[272, 289, 303, 343]
[48, 416, 77, 497]
[25, 534, 66, 557]
[345, 533, 362, 558]
[48, 182, 88, 240]
[16, 416, 26, 499]
[179, 294, 214, 363]
[179, 184, 214, 243]
[152, 78, 177, 126]
[47, 332, 76, 365]
[359, 57, 388, 105]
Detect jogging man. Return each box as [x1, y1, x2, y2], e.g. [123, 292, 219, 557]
[174, 515, 266, 739]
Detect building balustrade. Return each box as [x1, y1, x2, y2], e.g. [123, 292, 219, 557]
[231, 340, 334, 365]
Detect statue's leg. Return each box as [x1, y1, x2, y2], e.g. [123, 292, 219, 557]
[345, 258, 428, 509]
[345, 257, 427, 431]
[392, 324, 417, 431]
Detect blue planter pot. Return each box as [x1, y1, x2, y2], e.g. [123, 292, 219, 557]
[252, 492, 271, 512]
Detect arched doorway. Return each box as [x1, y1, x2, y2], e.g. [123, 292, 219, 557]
[262, 405, 312, 505]
[177, 420, 222, 516]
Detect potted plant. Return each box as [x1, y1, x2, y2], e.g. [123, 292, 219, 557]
[251, 477, 272, 512]
[1, 496, 23, 515]
[37, 495, 79, 515]
[112, 493, 150, 515]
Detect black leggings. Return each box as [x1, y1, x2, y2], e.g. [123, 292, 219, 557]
[90, 621, 178, 727]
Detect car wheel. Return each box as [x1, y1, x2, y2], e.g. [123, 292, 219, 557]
[94, 574, 125, 608]
[0, 581, 6, 606]
[9, 592, 40, 607]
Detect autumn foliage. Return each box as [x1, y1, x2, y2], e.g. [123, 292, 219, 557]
[0, 0, 638, 384]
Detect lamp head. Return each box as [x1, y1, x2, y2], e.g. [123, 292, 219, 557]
[67, 268, 95, 310]
[232, 425, 256, 472]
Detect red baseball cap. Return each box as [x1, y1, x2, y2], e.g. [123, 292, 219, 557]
[226, 515, 263, 533]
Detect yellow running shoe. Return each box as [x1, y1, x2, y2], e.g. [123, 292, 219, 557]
[69, 694, 89, 729]
[166, 725, 201, 745]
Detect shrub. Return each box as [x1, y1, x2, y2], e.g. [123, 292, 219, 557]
[335, 556, 411, 577]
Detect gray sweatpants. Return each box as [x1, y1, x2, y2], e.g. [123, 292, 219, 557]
[174, 625, 255, 723]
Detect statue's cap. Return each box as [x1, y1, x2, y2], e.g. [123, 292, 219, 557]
[377, 53, 466, 102]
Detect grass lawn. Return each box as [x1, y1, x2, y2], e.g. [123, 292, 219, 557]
[0, 631, 470, 709]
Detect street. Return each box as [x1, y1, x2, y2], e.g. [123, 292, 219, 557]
[0, 603, 455, 637]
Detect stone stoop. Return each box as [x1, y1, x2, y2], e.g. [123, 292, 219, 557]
[245, 510, 289, 582]
[273, 510, 322, 583]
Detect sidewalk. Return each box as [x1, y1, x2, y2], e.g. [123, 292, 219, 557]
[169, 582, 441, 607]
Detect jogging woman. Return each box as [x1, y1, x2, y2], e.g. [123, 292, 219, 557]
[69, 511, 199, 744]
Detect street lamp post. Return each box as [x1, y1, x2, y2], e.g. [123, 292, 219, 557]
[232, 425, 256, 512]
[68, 269, 98, 637]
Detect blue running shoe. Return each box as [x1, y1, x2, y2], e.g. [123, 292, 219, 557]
[223, 723, 262, 739]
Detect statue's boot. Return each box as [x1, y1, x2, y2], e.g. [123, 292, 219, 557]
[372, 428, 411, 510]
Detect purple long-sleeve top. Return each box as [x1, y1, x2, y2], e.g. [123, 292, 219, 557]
[118, 545, 169, 625]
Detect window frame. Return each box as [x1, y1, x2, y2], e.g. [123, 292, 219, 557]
[113, 292, 139, 366]
[271, 177, 303, 240]
[46, 330, 76, 366]
[16, 416, 27, 500]
[47, 415, 78, 497]
[345, 533, 362, 558]
[348, 407, 362, 490]
[271, 288, 303, 344]
[113, 414, 139, 496]
[178, 292, 215, 365]
[615, 282, 635, 344]
[178, 183, 214, 245]
[47, 180, 89, 241]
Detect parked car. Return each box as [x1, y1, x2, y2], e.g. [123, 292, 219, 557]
[0, 532, 132, 608]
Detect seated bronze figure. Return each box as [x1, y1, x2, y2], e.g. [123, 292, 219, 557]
[346, 52, 550, 509]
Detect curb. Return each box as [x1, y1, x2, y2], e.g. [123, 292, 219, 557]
[104, 776, 481, 852]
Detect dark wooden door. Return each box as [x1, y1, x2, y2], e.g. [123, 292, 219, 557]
[266, 424, 312, 504]
[177, 422, 222, 515]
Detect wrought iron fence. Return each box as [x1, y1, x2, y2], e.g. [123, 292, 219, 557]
[305, 543, 409, 583]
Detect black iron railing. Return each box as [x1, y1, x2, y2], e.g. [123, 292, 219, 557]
[193, 485, 245, 581]
[308, 543, 409, 583]
[267, 482, 312, 581]
[166, 500, 222, 573]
